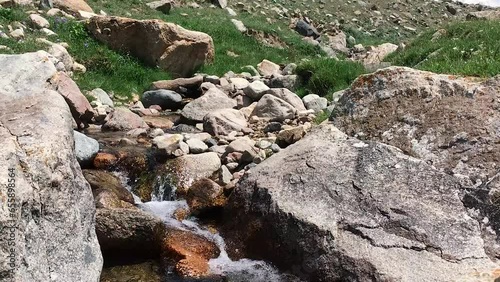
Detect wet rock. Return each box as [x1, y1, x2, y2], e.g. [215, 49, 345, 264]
[203, 109, 248, 136]
[250, 94, 296, 122]
[96, 208, 166, 259]
[74, 131, 99, 166]
[102, 107, 148, 131]
[186, 178, 225, 214]
[0, 51, 102, 281]
[100, 261, 163, 282]
[87, 17, 214, 77]
[224, 124, 499, 281]
[182, 87, 236, 122]
[141, 89, 182, 110]
[162, 228, 220, 278]
[83, 169, 135, 206]
[165, 152, 221, 194]
[93, 152, 118, 169]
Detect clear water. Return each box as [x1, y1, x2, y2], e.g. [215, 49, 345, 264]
[113, 171, 301, 282]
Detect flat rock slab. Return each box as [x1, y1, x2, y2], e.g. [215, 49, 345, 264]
[223, 124, 499, 282]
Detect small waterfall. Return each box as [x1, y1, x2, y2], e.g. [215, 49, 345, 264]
[116, 171, 302, 281]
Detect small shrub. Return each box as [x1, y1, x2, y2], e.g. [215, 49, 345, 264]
[296, 58, 365, 98]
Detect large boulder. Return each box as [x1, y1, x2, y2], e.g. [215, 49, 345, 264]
[331, 67, 500, 244]
[87, 16, 215, 77]
[181, 87, 236, 122]
[223, 124, 500, 281]
[0, 51, 102, 281]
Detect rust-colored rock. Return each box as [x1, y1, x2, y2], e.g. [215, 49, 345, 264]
[93, 152, 118, 168]
[87, 16, 214, 77]
[162, 228, 220, 278]
[52, 72, 94, 128]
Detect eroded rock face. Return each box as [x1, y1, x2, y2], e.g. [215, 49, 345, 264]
[0, 51, 102, 281]
[223, 124, 499, 282]
[331, 67, 500, 253]
[87, 16, 214, 77]
[332, 67, 500, 180]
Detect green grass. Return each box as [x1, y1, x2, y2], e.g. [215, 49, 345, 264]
[295, 58, 365, 99]
[86, 0, 323, 76]
[1, 1, 324, 99]
[388, 20, 500, 77]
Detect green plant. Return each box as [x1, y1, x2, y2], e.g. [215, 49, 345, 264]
[388, 20, 500, 77]
[296, 58, 365, 98]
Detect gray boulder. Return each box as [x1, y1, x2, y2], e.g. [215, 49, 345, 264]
[182, 87, 236, 122]
[332, 67, 500, 242]
[141, 89, 182, 110]
[74, 131, 99, 166]
[250, 94, 297, 122]
[224, 124, 499, 281]
[0, 51, 102, 281]
[302, 94, 328, 113]
[203, 108, 248, 136]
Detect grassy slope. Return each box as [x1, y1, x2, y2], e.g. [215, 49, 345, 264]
[0, 1, 323, 98]
[388, 20, 500, 77]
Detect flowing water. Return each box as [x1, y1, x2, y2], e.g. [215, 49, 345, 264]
[114, 171, 302, 282]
